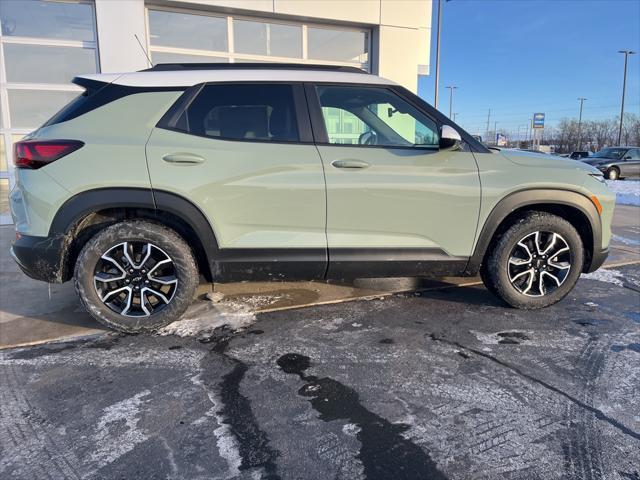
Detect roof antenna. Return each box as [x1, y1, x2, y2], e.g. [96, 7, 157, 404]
[134, 34, 153, 68]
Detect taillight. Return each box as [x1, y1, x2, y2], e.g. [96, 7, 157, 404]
[14, 140, 84, 169]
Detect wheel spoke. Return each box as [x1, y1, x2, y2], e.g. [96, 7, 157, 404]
[150, 275, 178, 285]
[147, 258, 171, 276]
[522, 270, 535, 294]
[120, 287, 134, 316]
[541, 270, 562, 286]
[141, 286, 170, 304]
[94, 271, 125, 283]
[548, 260, 570, 270]
[122, 242, 136, 268]
[516, 240, 533, 261]
[101, 285, 130, 303]
[540, 233, 557, 255]
[510, 268, 534, 283]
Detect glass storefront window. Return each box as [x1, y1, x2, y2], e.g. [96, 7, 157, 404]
[146, 8, 370, 70]
[308, 27, 368, 64]
[0, 0, 95, 42]
[151, 51, 228, 65]
[234, 20, 302, 58]
[148, 10, 227, 52]
[4, 43, 97, 84]
[8, 90, 79, 129]
[0, 137, 6, 172]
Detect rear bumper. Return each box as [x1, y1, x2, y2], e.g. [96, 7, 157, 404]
[584, 247, 609, 273]
[10, 233, 66, 283]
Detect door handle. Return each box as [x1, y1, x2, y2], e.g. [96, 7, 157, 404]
[331, 159, 370, 169]
[162, 153, 205, 165]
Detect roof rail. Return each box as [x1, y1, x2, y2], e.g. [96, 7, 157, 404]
[141, 63, 368, 74]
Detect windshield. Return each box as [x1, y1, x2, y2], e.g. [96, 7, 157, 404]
[592, 147, 626, 159]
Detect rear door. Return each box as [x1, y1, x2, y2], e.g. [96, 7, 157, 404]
[306, 83, 481, 278]
[146, 82, 327, 280]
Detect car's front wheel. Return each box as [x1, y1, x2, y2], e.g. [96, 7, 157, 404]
[605, 167, 619, 180]
[74, 220, 198, 333]
[482, 212, 584, 309]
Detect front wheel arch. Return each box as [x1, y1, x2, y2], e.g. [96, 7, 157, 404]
[467, 190, 600, 276]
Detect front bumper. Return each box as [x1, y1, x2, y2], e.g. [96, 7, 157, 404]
[584, 247, 609, 273]
[11, 233, 66, 283]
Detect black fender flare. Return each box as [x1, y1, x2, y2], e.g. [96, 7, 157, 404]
[465, 188, 602, 274]
[50, 187, 219, 279]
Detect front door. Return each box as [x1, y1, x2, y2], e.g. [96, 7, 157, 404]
[308, 84, 481, 277]
[622, 148, 640, 177]
[146, 82, 327, 280]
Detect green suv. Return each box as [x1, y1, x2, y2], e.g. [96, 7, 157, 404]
[9, 64, 614, 332]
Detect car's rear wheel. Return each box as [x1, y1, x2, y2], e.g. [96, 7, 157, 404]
[74, 220, 198, 333]
[482, 212, 584, 309]
[605, 167, 619, 180]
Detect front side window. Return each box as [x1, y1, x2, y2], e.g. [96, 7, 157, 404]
[174, 84, 299, 142]
[316, 86, 439, 148]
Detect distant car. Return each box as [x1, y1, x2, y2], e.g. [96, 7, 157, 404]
[582, 147, 640, 180]
[567, 151, 590, 160]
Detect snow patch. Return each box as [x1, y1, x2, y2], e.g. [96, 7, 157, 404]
[90, 390, 150, 466]
[606, 179, 640, 206]
[191, 373, 241, 479]
[581, 268, 624, 286]
[158, 292, 282, 338]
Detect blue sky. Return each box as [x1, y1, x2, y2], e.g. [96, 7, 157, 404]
[417, 0, 640, 137]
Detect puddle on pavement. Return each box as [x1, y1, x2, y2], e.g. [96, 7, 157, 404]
[611, 343, 640, 354]
[276, 353, 448, 480]
[497, 331, 529, 344]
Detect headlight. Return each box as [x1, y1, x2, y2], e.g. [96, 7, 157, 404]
[589, 173, 606, 183]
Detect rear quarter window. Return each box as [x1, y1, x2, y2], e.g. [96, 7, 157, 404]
[168, 83, 300, 143]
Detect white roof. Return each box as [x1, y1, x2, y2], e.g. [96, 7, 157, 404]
[78, 68, 396, 88]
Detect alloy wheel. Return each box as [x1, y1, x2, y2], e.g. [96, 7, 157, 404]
[507, 231, 571, 297]
[93, 241, 178, 317]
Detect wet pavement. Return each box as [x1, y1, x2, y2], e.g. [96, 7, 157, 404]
[1, 263, 639, 479]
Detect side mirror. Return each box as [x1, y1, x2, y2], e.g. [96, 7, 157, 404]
[439, 125, 462, 150]
[624, 156, 632, 160]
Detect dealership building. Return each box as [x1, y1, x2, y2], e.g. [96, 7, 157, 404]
[0, 0, 433, 223]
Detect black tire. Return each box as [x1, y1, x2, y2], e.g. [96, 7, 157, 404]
[482, 212, 584, 309]
[74, 220, 198, 333]
[605, 167, 619, 180]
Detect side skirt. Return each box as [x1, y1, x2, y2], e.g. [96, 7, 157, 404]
[211, 247, 470, 282]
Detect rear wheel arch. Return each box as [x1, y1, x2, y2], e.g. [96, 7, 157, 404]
[467, 189, 601, 275]
[51, 188, 218, 282]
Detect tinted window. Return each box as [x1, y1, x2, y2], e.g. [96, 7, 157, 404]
[176, 84, 299, 142]
[316, 85, 438, 147]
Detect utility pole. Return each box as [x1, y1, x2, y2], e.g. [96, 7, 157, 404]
[446, 85, 457, 118]
[617, 50, 636, 145]
[577, 97, 587, 150]
[434, 0, 443, 108]
[485, 108, 491, 140]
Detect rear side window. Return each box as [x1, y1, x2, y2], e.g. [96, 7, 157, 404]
[172, 84, 300, 142]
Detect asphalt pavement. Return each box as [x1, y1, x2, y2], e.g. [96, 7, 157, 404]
[1, 263, 639, 479]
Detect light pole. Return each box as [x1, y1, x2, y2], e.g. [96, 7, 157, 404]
[446, 85, 457, 118]
[434, 0, 443, 108]
[452, 112, 459, 122]
[577, 97, 587, 150]
[617, 50, 636, 145]
[517, 124, 525, 145]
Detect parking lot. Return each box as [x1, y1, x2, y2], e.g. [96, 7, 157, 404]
[1, 200, 639, 479]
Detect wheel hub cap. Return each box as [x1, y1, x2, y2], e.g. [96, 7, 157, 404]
[507, 231, 571, 297]
[93, 242, 178, 317]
